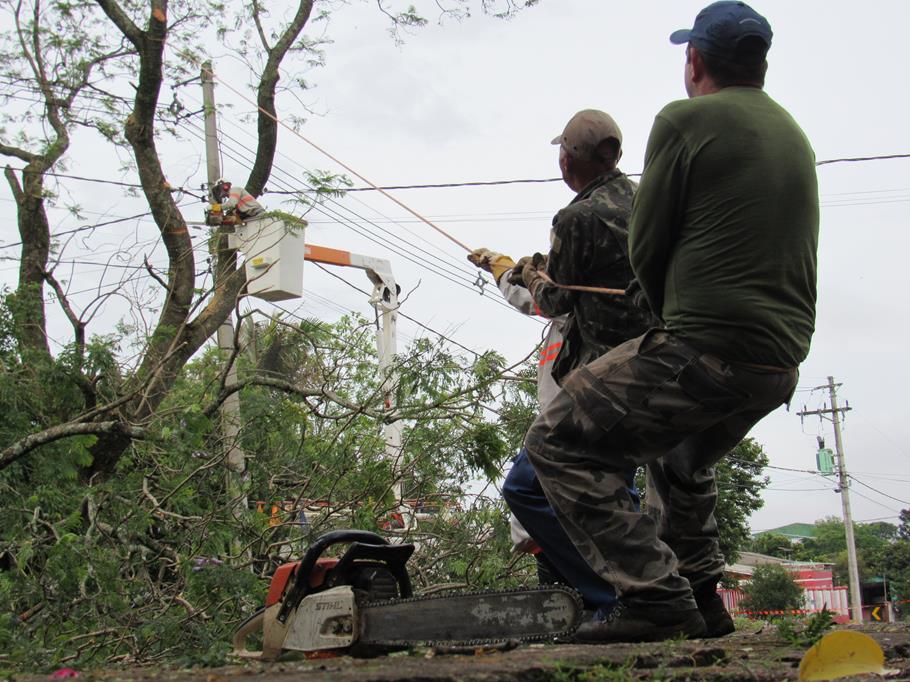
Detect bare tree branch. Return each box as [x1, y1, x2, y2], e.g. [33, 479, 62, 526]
[245, 0, 315, 197]
[94, 0, 144, 47]
[44, 269, 86, 360]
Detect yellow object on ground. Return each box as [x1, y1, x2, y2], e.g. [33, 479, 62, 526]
[799, 630, 886, 681]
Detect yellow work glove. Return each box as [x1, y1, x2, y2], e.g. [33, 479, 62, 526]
[467, 247, 517, 283]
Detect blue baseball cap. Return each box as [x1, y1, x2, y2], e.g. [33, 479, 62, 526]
[670, 1, 772, 63]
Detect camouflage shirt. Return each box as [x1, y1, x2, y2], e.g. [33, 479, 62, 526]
[528, 170, 655, 381]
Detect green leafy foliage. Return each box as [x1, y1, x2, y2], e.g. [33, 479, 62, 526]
[740, 563, 804, 616]
[775, 608, 835, 648]
[0, 309, 536, 671]
[715, 438, 770, 563]
[747, 532, 796, 558]
[883, 511, 910, 616]
[753, 517, 898, 587]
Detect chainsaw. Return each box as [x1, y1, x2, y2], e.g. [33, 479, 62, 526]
[232, 529, 582, 659]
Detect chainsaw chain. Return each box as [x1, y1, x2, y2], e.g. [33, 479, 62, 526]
[359, 583, 584, 648]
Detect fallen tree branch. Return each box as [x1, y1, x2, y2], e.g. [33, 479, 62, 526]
[0, 421, 145, 471]
[202, 376, 378, 420]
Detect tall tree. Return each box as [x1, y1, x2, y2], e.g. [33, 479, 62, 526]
[0, 2, 544, 670]
[747, 532, 797, 559]
[715, 438, 770, 563]
[0, 0, 130, 357]
[0, 0, 540, 477]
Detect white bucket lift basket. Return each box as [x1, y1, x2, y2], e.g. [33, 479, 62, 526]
[228, 216, 307, 301]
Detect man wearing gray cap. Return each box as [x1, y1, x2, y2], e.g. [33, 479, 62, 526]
[523, 1, 819, 643]
[468, 108, 651, 613]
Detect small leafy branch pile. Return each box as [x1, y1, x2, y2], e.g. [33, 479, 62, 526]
[0, 309, 540, 669]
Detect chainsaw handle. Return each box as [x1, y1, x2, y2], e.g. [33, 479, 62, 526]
[231, 606, 266, 659]
[277, 529, 388, 623]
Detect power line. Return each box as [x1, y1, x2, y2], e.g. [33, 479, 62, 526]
[175, 112, 532, 321]
[726, 456, 818, 475]
[211, 69, 473, 252]
[849, 475, 910, 506]
[265, 177, 567, 193]
[311, 262, 485, 359]
[848, 487, 902, 514]
[0, 210, 157, 250]
[816, 153, 910, 166]
[175, 105, 481, 281]
[179, 124, 489, 301]
[260, 153, 910, 193]
[2, 167, 201, 196]
[177, 89, 471, 272]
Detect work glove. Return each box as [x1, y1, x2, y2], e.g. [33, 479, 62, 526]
[467, 248, 517, 283]
[625, 278, 651, 312]
[520, 252, 548, 290]
[506, 255, 534, 286]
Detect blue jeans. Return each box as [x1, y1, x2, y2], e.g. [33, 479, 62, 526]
[502, 448, 639, 609]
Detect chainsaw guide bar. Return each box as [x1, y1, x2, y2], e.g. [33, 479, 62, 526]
[357, 584, 583, 647]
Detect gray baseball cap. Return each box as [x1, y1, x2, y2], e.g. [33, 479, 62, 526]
[552, 109, 622, 162]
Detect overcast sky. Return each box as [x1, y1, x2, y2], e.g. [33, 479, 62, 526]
[2, 0, 908, 533]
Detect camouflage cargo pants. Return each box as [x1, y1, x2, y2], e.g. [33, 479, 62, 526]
[524, 329, 797, 608]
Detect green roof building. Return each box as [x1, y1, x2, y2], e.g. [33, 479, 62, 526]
[753, 522, 817, 540]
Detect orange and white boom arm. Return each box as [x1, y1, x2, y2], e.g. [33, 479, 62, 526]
[304, 244, 403, 508]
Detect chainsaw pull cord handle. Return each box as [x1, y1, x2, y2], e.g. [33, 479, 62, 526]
[277, 529, 389, 624]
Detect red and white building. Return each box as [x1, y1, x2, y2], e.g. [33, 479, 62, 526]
[721, 551, 850, 621]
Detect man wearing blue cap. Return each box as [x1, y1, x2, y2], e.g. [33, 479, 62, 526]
[523, 1, 819, 643]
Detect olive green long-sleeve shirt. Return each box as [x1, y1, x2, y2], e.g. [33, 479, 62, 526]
[629, 87, 819, 367]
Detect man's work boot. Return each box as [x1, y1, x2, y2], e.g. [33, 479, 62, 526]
[694, 588, 735, 638]
[574, 601, 707, 644]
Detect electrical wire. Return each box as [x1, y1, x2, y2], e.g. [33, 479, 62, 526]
[848, 487, 902, 514]
[130, 87, 475, 274]
[218, 138, 479, 281]
[726, 456, 819, 475]
[170, 97, 481, 280]
[252, 154, 910, 193]
[311, 261, 485, 358]
[816, 153, 910, 166]
[175, 117, 473, 282]
[849, 475, 910, 506]
[0, 210, 160, 250]
[173, 112, 533, 320]
[210, 68, 473, 252]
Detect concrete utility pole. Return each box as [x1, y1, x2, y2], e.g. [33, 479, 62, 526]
[798, 376, 861, 622]
[201, 62, 247, 534]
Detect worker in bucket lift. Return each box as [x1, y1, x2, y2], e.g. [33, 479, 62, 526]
[213, 179, 266, 224]
[468, 108, 653, 615]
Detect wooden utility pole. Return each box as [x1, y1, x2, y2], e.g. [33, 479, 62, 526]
[201, 62, 247, 540]
[798, 376, 861, 622]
